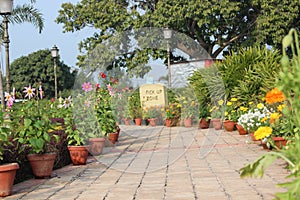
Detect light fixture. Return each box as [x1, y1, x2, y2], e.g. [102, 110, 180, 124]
[0, 0, 13, 93]
[51, 45, 59, 98]
[163, 28, 172, 88]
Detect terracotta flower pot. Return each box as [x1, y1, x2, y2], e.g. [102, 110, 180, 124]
[236, 124, 247, 135]
[272, 137, 287, 149]
[250, 132, 260, 141]
[165, 119, 172, 127]
[199, 118, 210, 129]
[0, 163, 19, 197]
[124, 118, 131, 125]
[184, 118, 193, 127]
[223, 120, 235, 132]
[211, 118, 222, 130]
[135, 118, 142, 126]
[26, 153, 56, 178]
[109, 132, 119, 144]
[148, 118, 157, 126]
[68, 146, 89, 165]
[261, 140, 269, 150]
[89, 138, 106, 156]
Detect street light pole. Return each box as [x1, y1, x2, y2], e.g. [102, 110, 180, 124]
[163, 28, 172, 88]
[167, 41, 171, 88]
[0, 0, 13, 93]
[51, 45, 59, 99]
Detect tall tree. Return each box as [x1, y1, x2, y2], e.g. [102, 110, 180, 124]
[55, 0, 300, 70]
[10, 49, 76, 98]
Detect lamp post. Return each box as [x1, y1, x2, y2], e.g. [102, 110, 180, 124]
[0, 0, 13, 93]
[51, 45, 59, 99]
[163, 28, 172, 88]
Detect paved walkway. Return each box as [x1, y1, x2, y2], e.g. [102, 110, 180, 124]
[2, 125, 289, 200]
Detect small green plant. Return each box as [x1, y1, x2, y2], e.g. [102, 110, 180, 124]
[128, 90, 143, 119]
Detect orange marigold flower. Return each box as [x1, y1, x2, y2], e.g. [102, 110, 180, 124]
[265, 88, 285, 104]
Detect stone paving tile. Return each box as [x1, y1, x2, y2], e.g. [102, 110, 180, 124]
[0, 126, 291, 200]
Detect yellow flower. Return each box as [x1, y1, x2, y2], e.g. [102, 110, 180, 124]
[270, 112, 282, 124]
[277, 104, 286, 112]
[183, 101, 187, 104]
[225, 111, 228, 116]
[254, 127, 272, 140]
[227, 101, 232, 106]
[177, 104, 181, 108]
[240, 106, 248, 112]
[230, 98, 238, 102]
[261, 117, 268, 123]
[257, 103, 264, 109]
[191, 101, 196, 106]
[248, 102, 253, 105]
[218, 100, 224, 106]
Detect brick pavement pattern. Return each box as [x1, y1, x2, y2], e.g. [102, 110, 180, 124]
[2, 125, 289, 200]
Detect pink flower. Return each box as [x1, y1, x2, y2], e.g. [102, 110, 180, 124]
[85, 99, 91, 107]
[82, 82, 93, 92]
[118, 93, 122, 99]
[23, 86, 35, 99]
[109, 90, 115, 97]
[5, 92, 14, 108]
[107, 84, 112, 91]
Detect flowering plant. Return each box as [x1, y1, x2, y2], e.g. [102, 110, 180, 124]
[224, 98, 239, 121]
[179, 97, 197, 119]
[162, 103, 181, 120]
[209, 99, 225, 119]
[8, 85, 60, 154]
[94, 72, 118, 135]
[143, 106, 161, 119]
[237, 103, 271, 133]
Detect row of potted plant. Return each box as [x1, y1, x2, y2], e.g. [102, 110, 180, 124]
[0, 72, 121, 197]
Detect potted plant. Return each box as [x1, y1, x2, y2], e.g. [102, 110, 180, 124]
[128, 90, 143, 126]
[223, 98, 238, 132]
[198, 104, 211, 129]
[65, 113, 89, 165]
[123, 105, 131, 125]
[162, 103, 181, 127]
[95, 73, 118, 143]
[143, 106, 161, 126]
[209, 100, 225, 130]
[0, 111, 19, 197]
[10, 86, 59, 178]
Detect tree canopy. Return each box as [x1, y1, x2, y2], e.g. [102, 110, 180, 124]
[10, 49, 77, 98]
[56, 0, 300, 70]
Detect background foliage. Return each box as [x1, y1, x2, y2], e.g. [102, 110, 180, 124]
[10, 49, 77, 98]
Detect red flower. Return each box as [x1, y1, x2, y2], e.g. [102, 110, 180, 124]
[100, 72, 106, 78]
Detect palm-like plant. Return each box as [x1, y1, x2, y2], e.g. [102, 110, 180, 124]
[0, 0, 44, 107]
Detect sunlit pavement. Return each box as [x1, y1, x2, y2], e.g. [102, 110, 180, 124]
[2, 125, 289, 200]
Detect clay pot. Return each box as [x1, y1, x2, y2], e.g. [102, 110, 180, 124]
[109, 132, 119, 144]
[272, 137, 287, 149]
[165, 119, 172, 127]
[211, 118, 222, 130]
[67, 146, 89, 165]
[26, 153, 56, 178]
[236, 124, 247, 135]
[135, 118, 142, 126]
[89, 138, 106, 156]
[184, 118, 193, 127]
[199, 118, 210, 129]
[0, 163, 19, 197]
[148, 118, 157, 127]
[124, 118, 131, 125]
[223, 120, 235, 132]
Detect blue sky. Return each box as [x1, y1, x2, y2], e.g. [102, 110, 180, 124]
[6, 0, 92, 70]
